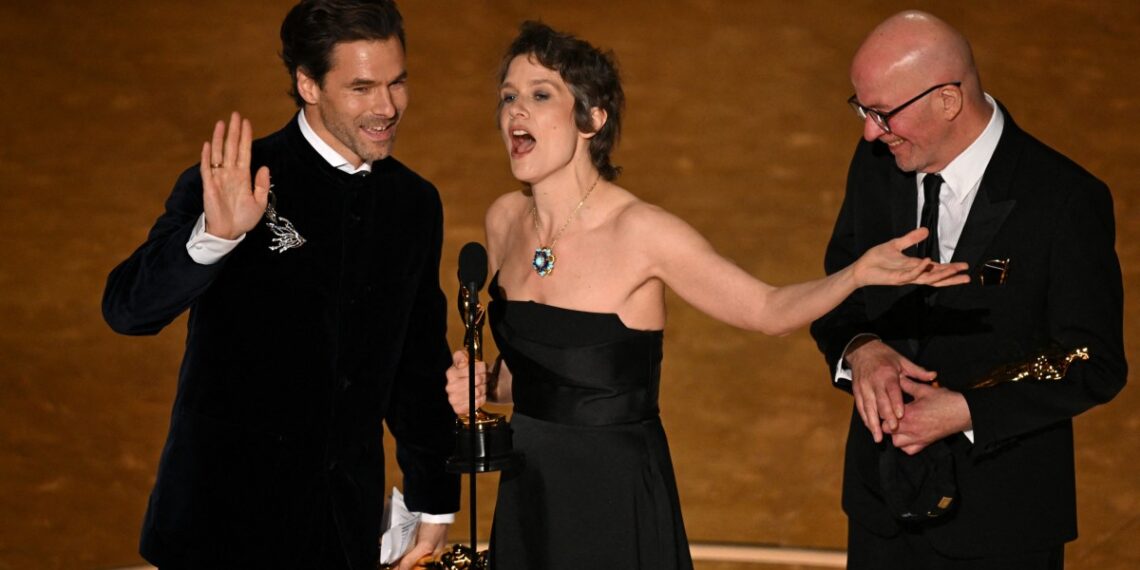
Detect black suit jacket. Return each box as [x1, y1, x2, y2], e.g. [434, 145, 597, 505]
[103, 117, 460, 569]
[810, 106, 1126, 557]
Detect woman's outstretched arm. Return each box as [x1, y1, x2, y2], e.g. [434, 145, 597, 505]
[639, 205, 967, 336]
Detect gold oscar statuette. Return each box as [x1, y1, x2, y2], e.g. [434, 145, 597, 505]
[968, 345, 1090, 389]
[446, 287, 520, 474]
[378, 544, 488, 570]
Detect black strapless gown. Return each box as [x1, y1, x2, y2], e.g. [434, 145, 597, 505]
[486, 273, 693, 570]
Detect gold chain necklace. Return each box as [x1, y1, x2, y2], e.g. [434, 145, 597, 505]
[530, 176, 600, 277]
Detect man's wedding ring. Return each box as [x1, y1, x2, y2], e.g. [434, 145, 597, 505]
[210, 163, 223, 169]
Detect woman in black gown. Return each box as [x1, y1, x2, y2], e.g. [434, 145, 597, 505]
[446, 22, 968, 570]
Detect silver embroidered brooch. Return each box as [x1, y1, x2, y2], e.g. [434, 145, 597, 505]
[264, 185, 306, 253]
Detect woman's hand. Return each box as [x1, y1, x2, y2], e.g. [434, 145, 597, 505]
[445, 350, 488, 415]
[199, 111, 270, 240]
[852, 227, 970, 288]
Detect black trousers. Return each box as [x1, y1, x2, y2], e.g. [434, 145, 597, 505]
[157, 511, 352, 570]
[847, 520, 1064, 570]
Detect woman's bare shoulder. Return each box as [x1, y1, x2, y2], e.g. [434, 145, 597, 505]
[486, 190, 529, 234]
[609, 190, 697, 240]
[485, 190, 530, 270]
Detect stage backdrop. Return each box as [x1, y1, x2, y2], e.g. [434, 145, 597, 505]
[1, 1, 1137, 568]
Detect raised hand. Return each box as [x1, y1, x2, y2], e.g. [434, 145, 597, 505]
[852, 227, 970, 288]
[446, 350, 488, 416]
[199, 111, 270, 240]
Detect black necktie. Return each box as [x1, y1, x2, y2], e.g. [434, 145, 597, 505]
[917, 174, 943, 262]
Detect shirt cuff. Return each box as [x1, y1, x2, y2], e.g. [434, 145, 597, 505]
[186, 214, 244, 265]
[834, 333, 881, 386]
[417, 512, 456, 525]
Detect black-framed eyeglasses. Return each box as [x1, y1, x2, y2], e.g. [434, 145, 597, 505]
[847, 82, 961, 134]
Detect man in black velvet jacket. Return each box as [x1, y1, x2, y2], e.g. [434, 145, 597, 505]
[102, 1, 459, 568]
[810, 11, 1126, 569]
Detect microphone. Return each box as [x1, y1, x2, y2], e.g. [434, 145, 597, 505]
[457, 242, 488, 357]
[457, 241, 488, 295]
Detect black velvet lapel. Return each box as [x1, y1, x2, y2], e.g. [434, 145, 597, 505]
[937, 108, 1024, 307]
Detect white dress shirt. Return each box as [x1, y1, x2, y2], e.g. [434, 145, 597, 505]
[917, 94, 1005, 266]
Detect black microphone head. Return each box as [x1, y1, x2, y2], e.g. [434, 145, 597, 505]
[457, 242, 488, 291]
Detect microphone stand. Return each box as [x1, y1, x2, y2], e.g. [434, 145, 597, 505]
[435, 241, 516, 569]
[464, 280, 478, 554]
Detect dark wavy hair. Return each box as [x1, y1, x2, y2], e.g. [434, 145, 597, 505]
[280, 0, 406, 108]
[499, 21, 625, 181]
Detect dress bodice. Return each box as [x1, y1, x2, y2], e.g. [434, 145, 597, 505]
[488, 272, 664, 426]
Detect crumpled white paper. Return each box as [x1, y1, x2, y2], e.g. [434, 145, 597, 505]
[378, 487, 421, 565]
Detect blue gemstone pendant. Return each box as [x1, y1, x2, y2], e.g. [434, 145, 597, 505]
[532, 247, 555, 277]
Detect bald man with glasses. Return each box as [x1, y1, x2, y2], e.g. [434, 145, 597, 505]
[811, 10, 1126, 569]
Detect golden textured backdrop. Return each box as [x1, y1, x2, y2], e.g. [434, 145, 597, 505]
[1, 1, 1137, 568]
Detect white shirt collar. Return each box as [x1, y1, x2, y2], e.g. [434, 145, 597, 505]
[297, 109, 372, 175]
[919, 93, 1004, 204]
